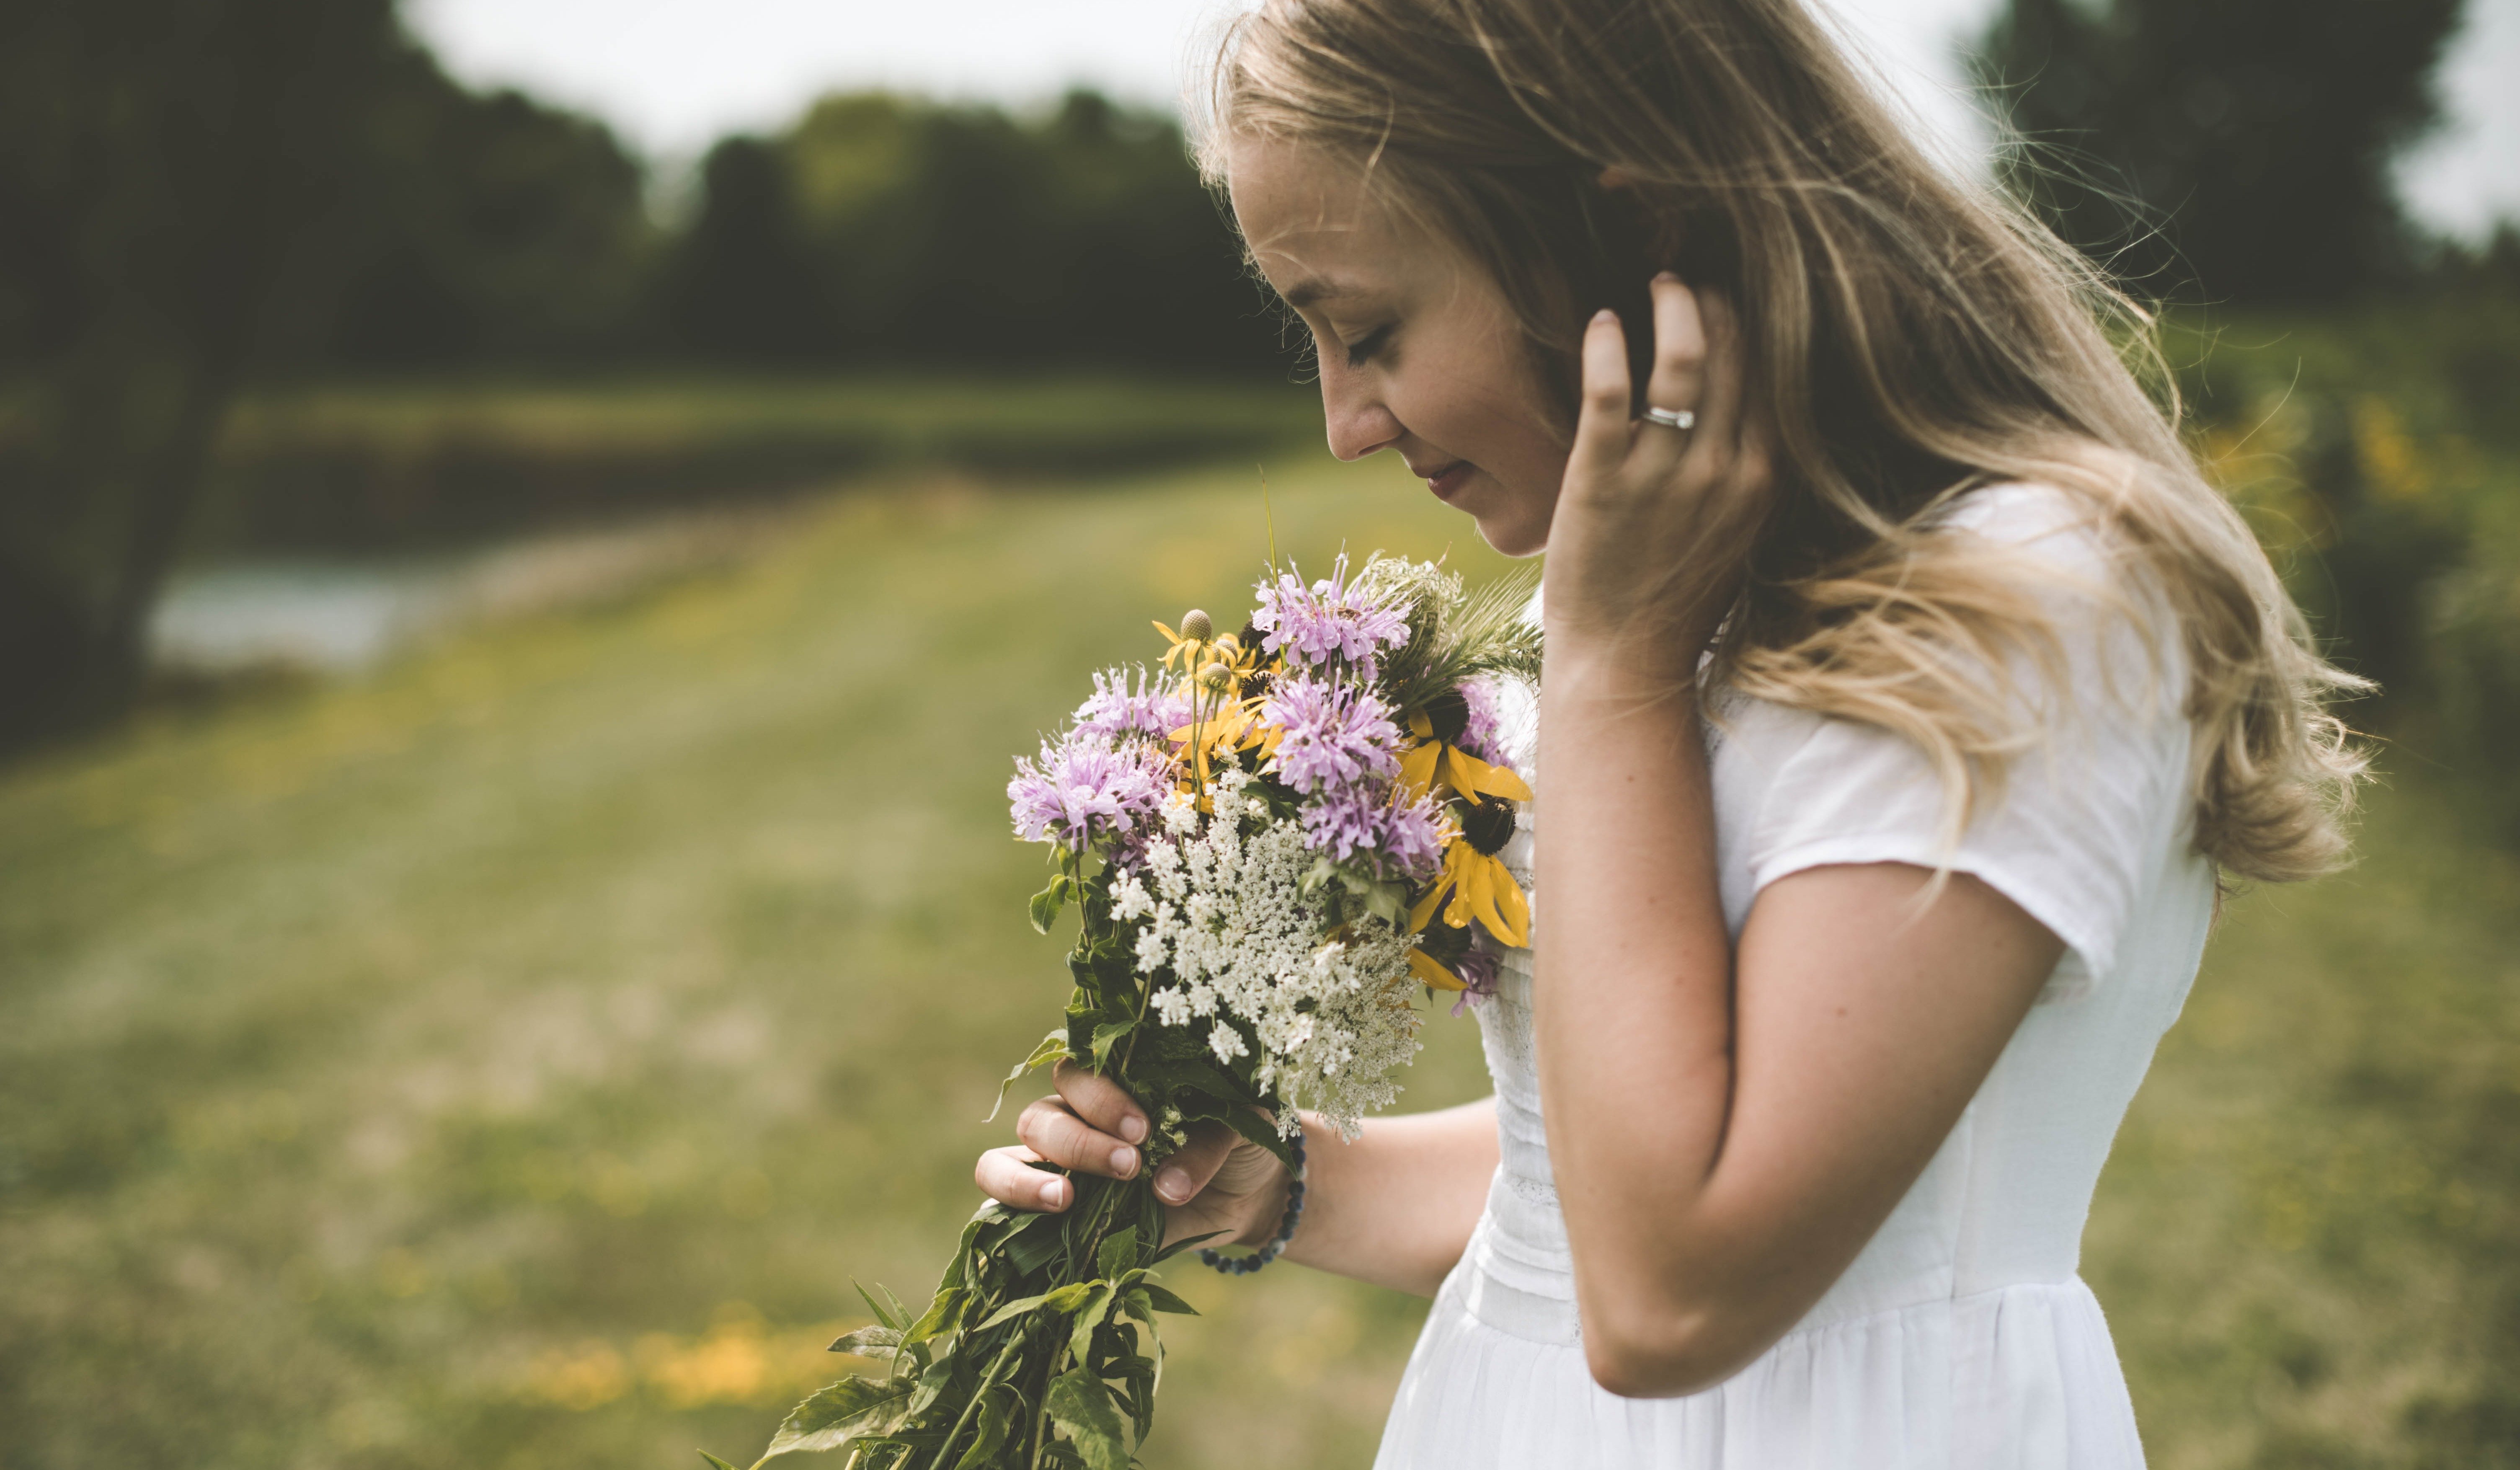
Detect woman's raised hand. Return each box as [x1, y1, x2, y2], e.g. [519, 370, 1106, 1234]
[973, 1059, 1290, 1250]
[1544, 273, 1774, 668]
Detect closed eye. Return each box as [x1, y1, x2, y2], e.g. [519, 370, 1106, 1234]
[1343, 323, 1395, 368]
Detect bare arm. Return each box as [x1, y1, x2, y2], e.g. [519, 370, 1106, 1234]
[975, 1068, 1497, 1297]
[1535, 281, 2065, 1397]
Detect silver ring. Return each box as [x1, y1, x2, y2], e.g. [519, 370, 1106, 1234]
[1642, 406, 1696, 431]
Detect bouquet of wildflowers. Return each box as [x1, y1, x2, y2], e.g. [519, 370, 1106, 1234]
[712, 554, 1539, 1470]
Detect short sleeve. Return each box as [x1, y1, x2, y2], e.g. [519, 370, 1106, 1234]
[1738, 486, 2193, 993]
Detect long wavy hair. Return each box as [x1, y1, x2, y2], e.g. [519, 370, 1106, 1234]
[1194, 0, 2366, 884]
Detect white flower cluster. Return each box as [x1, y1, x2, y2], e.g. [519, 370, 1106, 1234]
[1110, 774, 1422, 1142]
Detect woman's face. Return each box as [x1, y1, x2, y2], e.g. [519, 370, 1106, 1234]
[1228, 137, 1569, 556]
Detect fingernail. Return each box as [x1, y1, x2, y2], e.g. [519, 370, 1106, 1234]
[1110, 1145, 1139, 1177]
[1654, 270, 1681, 284]
[1156, 1166, 1192, 1203]
[1120, 1114, 1147, 1144]
[1043, 1177, 1069, 1209]
[1592, 308, 1617, 325]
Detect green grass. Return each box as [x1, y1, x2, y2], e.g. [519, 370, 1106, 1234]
[211, 374, 1323, 459]
[2, 449, 2513, 1469]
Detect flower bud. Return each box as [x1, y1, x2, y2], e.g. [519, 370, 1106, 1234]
[1198, 661, 1236, 692]
[1180, 609, 1214, 642]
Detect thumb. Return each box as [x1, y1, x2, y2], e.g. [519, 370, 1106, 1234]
[1150, 1118, 1244, 1205]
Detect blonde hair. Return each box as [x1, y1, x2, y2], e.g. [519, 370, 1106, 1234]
[1196, 0, 2366, 884]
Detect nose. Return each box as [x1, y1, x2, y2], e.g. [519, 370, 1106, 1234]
[1319, 360, 1405, 463]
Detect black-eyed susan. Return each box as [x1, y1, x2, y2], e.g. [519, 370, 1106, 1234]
[1410, 795, 1530, 948]
[1399, 697, 1534, 807]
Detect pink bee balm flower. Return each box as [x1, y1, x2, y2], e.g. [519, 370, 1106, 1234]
[1261, 674, 1403, 796]
[1071, 664, 1189, 746]
[1250, 554, 1410, 679]
[1007, 734, 1171, 852]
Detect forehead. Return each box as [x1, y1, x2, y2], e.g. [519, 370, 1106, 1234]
[1225, 134, 1427, 300]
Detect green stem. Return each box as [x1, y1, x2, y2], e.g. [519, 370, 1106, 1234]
[1024, 1343, 1066, 1470]
[927, 1327, 1030, 1470]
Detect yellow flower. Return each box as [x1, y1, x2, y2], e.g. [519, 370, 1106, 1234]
[1407, 947, 1469, 992]
[1410, 834, 1530, 949]
[1399, 710, 1533, 806]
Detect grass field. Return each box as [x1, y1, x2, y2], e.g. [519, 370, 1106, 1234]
[2, 449, 2514, 1470]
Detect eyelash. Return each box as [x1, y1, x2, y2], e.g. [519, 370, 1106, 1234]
[1342, 324, 1394, 367]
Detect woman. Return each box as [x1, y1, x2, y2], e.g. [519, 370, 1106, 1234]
[974, 0, 2366, 1464]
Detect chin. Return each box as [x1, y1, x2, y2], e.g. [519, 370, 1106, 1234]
[1473, 509, 1550, 559]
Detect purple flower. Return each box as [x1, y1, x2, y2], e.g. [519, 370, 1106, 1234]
[1071, 665, 1188, 746]
[1263, 674, 1402, 795]
[1008, 734, 1171, 852]
[1250, 555, 1410, 677]
[1299, 787, 1448, 880]
[1457, 678, 1506, 765]
[1448, 947, 1503, 1016]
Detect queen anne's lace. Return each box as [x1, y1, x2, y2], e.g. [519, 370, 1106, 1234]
[1113, 797, 1421, 1140]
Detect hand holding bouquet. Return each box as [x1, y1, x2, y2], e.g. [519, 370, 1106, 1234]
[713, 554, 1538, 1470]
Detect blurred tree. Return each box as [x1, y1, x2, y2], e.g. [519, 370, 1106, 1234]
[0, 0, 409, 745]
[662, 135, 836, 361]
[0, 4, 656, 749]
[325, 57, 658, 367]
[747, 90, 1279, 368]
[1976, 0, 2466, 302]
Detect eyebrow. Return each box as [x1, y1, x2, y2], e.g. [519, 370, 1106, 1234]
[1281, 276, 1357, 309]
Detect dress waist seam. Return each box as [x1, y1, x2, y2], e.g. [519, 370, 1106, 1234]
[1454, 1248, 2093, 1349]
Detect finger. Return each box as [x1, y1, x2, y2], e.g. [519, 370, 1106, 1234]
[1630, 272, 1707, 479]
[1016, 1094, 1143, 1180]
[1689, 291, 1748, 467]
[1572, 308, 1635, 484]
[1053, 1058, 1150, 1146]
[975, 1144, 1073, 1212]
[1150, 1118, 1242, 1206]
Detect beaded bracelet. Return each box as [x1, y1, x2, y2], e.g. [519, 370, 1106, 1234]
[1198, 1124, 1306, 1275]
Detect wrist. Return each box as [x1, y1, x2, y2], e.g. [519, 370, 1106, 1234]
[1236, 1164, 1294, 1248]
[1540, 633, 1707, 708]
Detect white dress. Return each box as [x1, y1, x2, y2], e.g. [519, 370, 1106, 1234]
[1375, 486, 2213, 1470]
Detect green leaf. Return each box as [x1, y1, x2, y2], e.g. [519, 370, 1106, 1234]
[904, 1286, 966, 1346]
[1130, 1056, 1255, 1108]
[1357, 876, 1410, 926]
[697, 1453, 741, 1470]
[1088, 1018, 1136, 1072]
[1067, 1282, 1115, 1364]
[906, 1355, 955, 1419]
[1046, 1368, 1129, 1470]
[1149, 1230, 1225, 1266]
[828, 1324, 902, 1358]
[986, 1026, 1072, 1123]
[1042, 1280, 1098, 1313]
[1133, 1281, 1199, 1315]
[952, 1382, 1020, 1470]
[1095, 1226, 1139, 1280]
[1004, 1208, 1069, 1277]
[760, 1374, 916, 1462]
[857, 1281, 907, 1341]
[972, 1291, 1050, 1331]
[1029, 880, 1065, 935]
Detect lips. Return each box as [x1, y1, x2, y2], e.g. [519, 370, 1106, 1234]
[1420, 461, 1473, 502]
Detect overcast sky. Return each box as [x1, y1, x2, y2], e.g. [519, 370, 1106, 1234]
[409, 0, 2519, 240]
